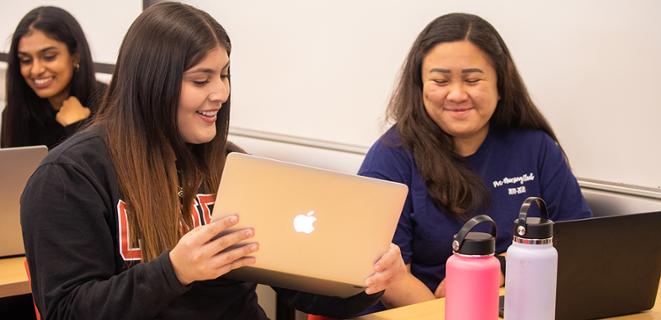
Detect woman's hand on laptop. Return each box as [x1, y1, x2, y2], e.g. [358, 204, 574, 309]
[363, 243, 407, 295]
[169, 215, 259, 286]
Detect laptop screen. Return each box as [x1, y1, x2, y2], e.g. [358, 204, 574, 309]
[553, 211, 661, 319]
[211, 153, 407, 297]
[0, 145, 48, 257]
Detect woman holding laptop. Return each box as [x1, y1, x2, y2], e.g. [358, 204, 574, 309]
[357, 13, 592, 313]
[20, 2, 404, 319]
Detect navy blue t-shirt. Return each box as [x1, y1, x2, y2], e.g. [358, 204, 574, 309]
[358, 126, 591, 311]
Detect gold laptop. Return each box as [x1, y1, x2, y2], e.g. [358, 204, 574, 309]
[0, 145, 48, 257]
[211, 152, 407, 298]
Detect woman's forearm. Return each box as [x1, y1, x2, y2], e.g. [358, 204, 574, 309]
[380, 270, 436, 308]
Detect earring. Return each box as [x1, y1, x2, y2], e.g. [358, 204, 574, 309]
[74, 63, 80, 71]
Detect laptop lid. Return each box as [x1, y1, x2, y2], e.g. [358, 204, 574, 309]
[553, 211, 661, 320]
[0, 145, 48, 257]
[211, 152, 407, 298]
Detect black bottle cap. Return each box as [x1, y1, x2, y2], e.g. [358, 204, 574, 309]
[514, 217, 553, 239]
[456, 232, 496, 255]
[514, 197, 555, 240]
[452, 215, 497, 256]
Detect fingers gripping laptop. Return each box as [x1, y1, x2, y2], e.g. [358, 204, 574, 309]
[211, 153, 407, 298]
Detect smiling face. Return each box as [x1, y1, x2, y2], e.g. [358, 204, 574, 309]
[18, 28, 78, 108]
[421, 40, 500, 156]
[177, 46, 230, 144]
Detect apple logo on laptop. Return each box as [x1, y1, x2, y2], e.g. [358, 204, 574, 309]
[293, 210, 317, 234]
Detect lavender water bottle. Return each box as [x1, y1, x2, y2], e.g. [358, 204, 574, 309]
[505, 196, 557, 320]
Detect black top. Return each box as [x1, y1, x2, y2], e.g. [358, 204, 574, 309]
[452, 215, 497, 256]
[514, 217, 554, 240]
[514, 196, 554, 240]
[20, 127, 381, 319]
[1, 81, 107, 149]
[456, 232, 496, 256]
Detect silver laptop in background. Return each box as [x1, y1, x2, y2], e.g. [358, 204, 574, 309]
[212, 152, 407, 298]
[0, 145, 48, 257]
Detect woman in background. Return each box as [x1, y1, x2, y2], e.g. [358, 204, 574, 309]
[358, 12, 592, 312]
[2, 6, 105, 149]
[21, 3, 403, 319]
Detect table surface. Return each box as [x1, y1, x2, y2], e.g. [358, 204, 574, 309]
[3, 256, 659, 320]
[356, 280, 661, 320]
[0, 256, 29, 299]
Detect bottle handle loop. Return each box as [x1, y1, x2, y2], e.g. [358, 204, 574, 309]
[452, 214, 497, 252]
[516, 196, 549, 237]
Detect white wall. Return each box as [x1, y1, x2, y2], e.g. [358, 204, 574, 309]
[0, 61, 6, 107]
[582, 188, 661, 217]
[3, 0, 660, 190]
[3, 1, 660, 192]
[185, 0, 661, 190]
[228, 134, 365, 174]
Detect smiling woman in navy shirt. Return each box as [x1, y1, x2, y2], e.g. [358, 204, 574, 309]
[358, 13, 592, 312]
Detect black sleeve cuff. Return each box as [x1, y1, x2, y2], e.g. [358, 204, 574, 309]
[275, 287, 383, 319]
[158, 251, 192, 295]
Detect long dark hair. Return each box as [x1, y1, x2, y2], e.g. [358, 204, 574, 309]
[93, 2, 232, 262]
[1, 6, 97, 148]
[389, 13, 560, 216]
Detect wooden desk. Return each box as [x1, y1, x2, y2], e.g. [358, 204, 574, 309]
[356, 281, 661, 320]
[0, 256, 29, 298]
[4, 254, 659, 319]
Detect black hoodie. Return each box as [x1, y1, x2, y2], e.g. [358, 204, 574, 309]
[21, 127, 380, 319]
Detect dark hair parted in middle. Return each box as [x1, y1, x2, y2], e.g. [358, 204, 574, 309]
[388, 13, 560, 216]
[2, 6, 98, 148]
[94, 2, 232, 261]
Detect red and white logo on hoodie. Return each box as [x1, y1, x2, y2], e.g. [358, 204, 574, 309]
[117, 194, 215, 261]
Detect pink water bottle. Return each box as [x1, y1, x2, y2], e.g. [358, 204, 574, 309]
[445, 215, 500, 320]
